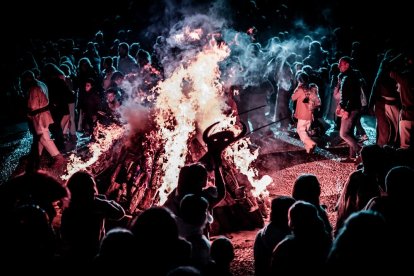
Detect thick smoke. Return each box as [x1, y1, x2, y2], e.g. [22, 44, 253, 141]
[119, 0, 336, 147]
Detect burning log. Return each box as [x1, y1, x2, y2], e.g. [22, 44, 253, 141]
[102, 120, 266, 234]
[105, 135, 164, 215]
[91, 25, 272, 233]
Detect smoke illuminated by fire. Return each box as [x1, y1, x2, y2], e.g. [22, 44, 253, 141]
[174, 27, 204, 42]
[60, 23, 272, 206]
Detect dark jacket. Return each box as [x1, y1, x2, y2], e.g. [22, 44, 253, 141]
[339, 69, 363, 112]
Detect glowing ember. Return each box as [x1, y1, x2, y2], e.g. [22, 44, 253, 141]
[61, 122, 127, 180]
[174, 27, 203, 42]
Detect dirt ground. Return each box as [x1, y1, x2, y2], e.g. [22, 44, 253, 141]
[1, 118, 371, 276]
[218, 131, 357, 275]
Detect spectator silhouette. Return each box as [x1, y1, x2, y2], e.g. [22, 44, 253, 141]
[129, 206, 191, 276]
[365, 166, 414, 269]
[163, 162, 225, 238]
[93, 227, 136, 274]
[60, 170, 125, 266]
[270, 201, 332, 275]
[254, 196, 295, 276]
[292, 174, 332, 236]
[327, 210, 391, 273]
[204, 236, 235, 276]
[335, 144, 384, 235]
[178, 194, 212, 270]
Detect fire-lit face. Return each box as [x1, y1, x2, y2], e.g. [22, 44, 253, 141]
[85, 82, 92, 92]
[338, 59, 350, 73]
[106, 92, 116, 103]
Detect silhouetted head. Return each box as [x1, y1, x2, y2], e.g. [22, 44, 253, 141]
[97, 227, 135, 259]
[309, 41, 323, 55]
[288, 200, 325, 236]
[360, 144, 385, 173]
[118, 42, 129, 57]
[296, 71, 309, 85]
[292, 174, 321, 206]
[385, 166, 414, 199]
[331, 210, 389, 267]
[130, 206, 178, 244]
[177, 163, 208, 196]
[66, 170, 98, 203]
[20, 70, 36, 92]
[210, 236, 234, 265]
[338, 56, 352, 73]
[0, 170, 68, 221]
[270, 196, 296, 226]
[180, 194, 212, 227]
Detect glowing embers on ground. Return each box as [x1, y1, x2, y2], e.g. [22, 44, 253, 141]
[62, 122, 126, 180]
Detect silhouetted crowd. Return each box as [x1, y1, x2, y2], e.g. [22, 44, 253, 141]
[1, 5, 414, 274]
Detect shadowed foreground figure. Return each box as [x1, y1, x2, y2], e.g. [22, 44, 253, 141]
[60, 170, 125, 267]
[327, 210, 391, 273]
[365, 166, 414, 271]
[335, 144, 383, 235]
[163, 162, 225, 238]
[204, 236, 235, 276]
[0, 170, 68, 223]
[270, 201, 332, 275]
[178, 194, 212, 270]
[130, 207, 192, 276]
[0, 171, 68, 274]
[254, 196, 296, 276]
[292, 174, 332, 236]
[93, 227, 136, 274]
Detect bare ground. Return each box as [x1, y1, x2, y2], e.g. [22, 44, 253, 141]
[222, 131, 356, 276]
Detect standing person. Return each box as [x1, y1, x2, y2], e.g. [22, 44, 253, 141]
[389, 53, 414, 149]
[116, 42, 139, 75]
[20, 70, 65, 170]
[369, 50, 401, 147]
[41, 63, 73, 152]
[337, 56, 362, 162]
[60, 63, 77, 142]
[291, 71, 317, 153]
[78, 78, 102, 138]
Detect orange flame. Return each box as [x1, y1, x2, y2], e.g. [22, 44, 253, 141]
[225, 139, 272, 197]
[151, 30, 271, 204]
[61, 122, 126, 181]
[174, 27, 204, 42]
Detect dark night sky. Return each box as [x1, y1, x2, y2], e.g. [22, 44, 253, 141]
[4, 0, 410, 39]
[2, 0, 411, 62]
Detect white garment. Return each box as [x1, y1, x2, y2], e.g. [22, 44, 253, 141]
[297, 119, 316, 152]
[27, 80, 60, 157]
[62, 103, 76, 135]
[38, 128, 60, 157]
